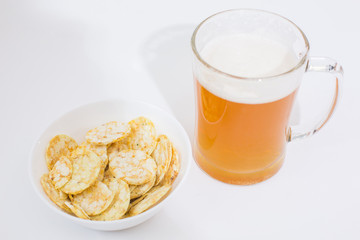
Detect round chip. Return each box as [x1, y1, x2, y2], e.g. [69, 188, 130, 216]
[151, 135, 173, 185]
[61, 148, 102, 195]
[128, 194, 145, 211]
[72, 181, 114, 216]
[64, 201, 90, 220]
[127, 117, 157, 155]
[129, 175, 156, 200]
[92, 177, 130, 221]
[109, 149, 157, 185]
[102, 170, 119, 187]
[79, 142, 108, 165]
[161, 146, 180, 185]
[97, 165, 106, 182]
[86, 121, 131, 145]
[128, 184, 171, 217]
[45, 134, 77, 170]
[107, 139, 129, 160]
[40, 174, 72, 214]
[49, 156, 72, 189]
[103, 168, 114, 179]
[79, 142, 108, 181]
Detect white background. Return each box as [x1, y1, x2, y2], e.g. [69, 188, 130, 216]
[1, 0, 359, 239]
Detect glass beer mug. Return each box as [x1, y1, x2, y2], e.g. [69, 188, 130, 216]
[191, 9, 343, 185]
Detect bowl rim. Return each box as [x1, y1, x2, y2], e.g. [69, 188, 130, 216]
[28, 98, 192, 226]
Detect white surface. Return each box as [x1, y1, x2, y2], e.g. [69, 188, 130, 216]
[0, 0, 359, 239]
[29, 99, 192, 231]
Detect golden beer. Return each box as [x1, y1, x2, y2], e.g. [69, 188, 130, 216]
[195, 81, 297, 184]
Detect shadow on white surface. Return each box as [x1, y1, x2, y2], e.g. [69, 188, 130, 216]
[0, 3, 107, 108]
[99, 212, 194, 238]
[141, 25, 196, 143]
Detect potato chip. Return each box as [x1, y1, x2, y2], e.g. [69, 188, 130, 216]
[92, 177, 130, 221]
[49, 156, 72, 189]
[103, 168, 113, 179]
[120, 213, 130, 219]
[128, 195, 145, 211]
[72, 181, 114, 216]
[102, 170, 119, 186]
[68, 193, 74, 202]
[79, 142, 108, 165]
[61, 148, 101, 194]
[86, 121, 131, 145]
[127, 117, 157, 155]
[46, 134, 77, 170]
[97, 165, 106, 182]
[109, 149, 157, 185]
[129, 175, 156, 200]
[107, 138, 129, 160]
[79, 142, 108, 181]
[64, 201, 90, 220]
[161, 146, 180, 185]
[128, 184, 171, 216]
[151, 135, 173, 185]
[40, 174, 72, 214]
[42, 116, 179, 220]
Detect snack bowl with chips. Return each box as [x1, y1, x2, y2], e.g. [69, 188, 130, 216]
[29, 99, 192, 231]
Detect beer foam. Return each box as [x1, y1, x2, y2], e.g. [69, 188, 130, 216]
[196, 34, 304, 104]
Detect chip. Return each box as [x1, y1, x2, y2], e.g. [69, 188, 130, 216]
[42, 117, 178, 220]
[92, 177, 130, 221]
[72, 181, 114, 216]
[98, 165, 106, 182]
[64, 201, 90, 220]
[49, 156, 72, 189]
[40, 174, 72, 214]
[61, 148, 101, 194]
[45, 134, 77, 170]
[129, 175, 156, 200]
[127, 117, 157, 155]
[107, 138, 129, 160]
[86, 121, 131, 145]
[128, 195, 145, 211]
[109, 149, 157, 185]
[151, 135, 173, 185]
[79, 142, 108, 181]
[102, 170, 119, 187]
[161, 146, 180, 185]
[103, 168, 114, 179]
[128, 184, 171, 216]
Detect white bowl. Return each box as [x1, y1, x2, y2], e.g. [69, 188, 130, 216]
[29, 99, 192, 231]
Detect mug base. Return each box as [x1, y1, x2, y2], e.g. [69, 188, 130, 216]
[194, 147, 284, 185]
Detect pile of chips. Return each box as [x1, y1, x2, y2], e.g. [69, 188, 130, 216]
[40, 117, 180, 221]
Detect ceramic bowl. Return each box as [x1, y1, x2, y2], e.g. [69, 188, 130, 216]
[29, 99, 192, 231]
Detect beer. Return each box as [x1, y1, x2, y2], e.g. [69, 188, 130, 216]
[194, 34, 300, 184]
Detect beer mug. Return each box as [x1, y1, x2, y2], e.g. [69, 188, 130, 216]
[191, 9, 343, 185]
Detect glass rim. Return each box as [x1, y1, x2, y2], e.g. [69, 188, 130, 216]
[191, 8, 310, 80]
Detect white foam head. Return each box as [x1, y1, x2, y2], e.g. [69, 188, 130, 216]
[195, 33, 305, 104]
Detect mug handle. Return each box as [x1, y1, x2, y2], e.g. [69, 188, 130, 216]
[287, 56, 343, 141]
